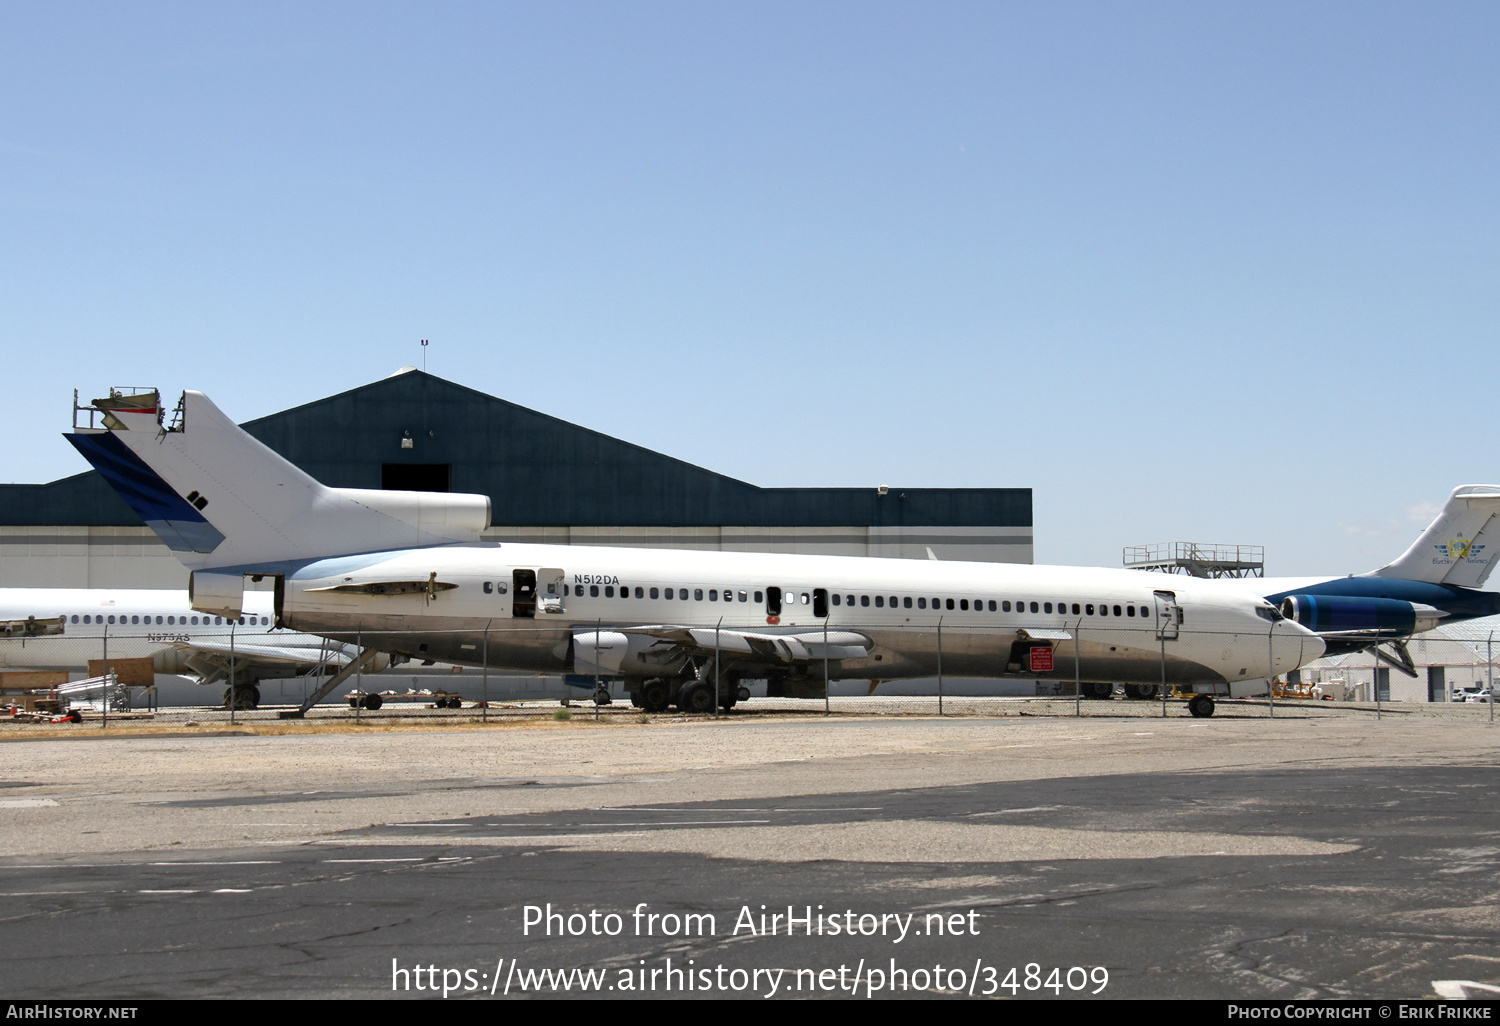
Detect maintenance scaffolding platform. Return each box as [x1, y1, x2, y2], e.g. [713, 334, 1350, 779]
[1123, 542, 1264, 579]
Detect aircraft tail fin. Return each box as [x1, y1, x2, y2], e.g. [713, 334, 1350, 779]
[67, 389, 491, 578]
[1365, 485, 1500, 588]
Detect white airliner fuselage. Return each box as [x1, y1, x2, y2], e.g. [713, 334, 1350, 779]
[279, 542, 1323, 711]
[63, 388, 1330, 716]
[0, 589, 275, 670]
[0, 590, 382, 708]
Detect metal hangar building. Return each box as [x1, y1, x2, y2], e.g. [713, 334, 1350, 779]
[0, 369, 1033, 588]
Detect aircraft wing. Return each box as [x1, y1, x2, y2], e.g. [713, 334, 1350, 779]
[171, 640, 347, 685]
[623, 625, 874, 662]
[568, 625, 874, 677]
[175, 640, 347, 667]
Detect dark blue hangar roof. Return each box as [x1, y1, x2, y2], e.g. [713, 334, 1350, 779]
[5, 371, 1032, 531]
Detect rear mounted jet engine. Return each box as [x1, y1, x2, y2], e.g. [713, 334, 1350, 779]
[1279, 595, 1444, 635]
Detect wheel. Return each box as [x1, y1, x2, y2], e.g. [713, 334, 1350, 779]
[678, 682, 715, 714]
[1188, 695, 1215, 718]
[362, 693, 384, 711]
[225, 685, 259, 710]
[1080, 681, 1112, 700]
[1123, 684, 1159, 701]
[447, 697, 463, 709]
[640, 679, 670, 713]
[592, 688, 613, 707]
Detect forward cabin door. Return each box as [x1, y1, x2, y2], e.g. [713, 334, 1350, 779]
[1153, 590, 1181, 640]
[512, 570, 537, 618]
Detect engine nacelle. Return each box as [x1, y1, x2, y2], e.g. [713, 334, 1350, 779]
[1279, 594, 1445, 635]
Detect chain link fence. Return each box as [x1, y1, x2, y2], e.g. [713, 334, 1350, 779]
[1, 621, 1494, 727]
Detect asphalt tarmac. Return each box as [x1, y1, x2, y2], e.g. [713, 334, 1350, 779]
[0, 713, 1496, 999]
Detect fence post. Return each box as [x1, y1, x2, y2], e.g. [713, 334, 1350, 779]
[937, 617, 944, 716]
[1159, 629, 1167, 719]
[229, 619, 236, 726]
[1268, 623, 1276, 719]
[821, 617, 829, 716]
[354, 628, 362, 722]
[1074, 619, 1082, 718]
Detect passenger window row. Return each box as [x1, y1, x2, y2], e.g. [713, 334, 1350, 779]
[478, 579, 1152, 620]
[68, 614, 270, 626]
[825, 595, 1150, 617]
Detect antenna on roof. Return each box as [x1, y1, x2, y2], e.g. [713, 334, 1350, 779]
[420, 339, 429, 373]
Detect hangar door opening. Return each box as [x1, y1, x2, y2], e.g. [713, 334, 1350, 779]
[382, 463, 451, 492]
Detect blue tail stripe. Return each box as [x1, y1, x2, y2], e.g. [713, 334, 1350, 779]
[65, 433, 224, 554]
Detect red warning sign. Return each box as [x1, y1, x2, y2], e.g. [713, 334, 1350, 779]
[1028, 646, 1054, 673]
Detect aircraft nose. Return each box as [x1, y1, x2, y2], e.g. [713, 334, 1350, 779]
[1282, 618, 1326, 660]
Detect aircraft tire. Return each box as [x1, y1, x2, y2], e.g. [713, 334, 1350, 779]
[1123, 684, 1159, 701]
[640, 679, 671, 713]
[1188, 695, 1214, 718]
[1080, 682, 1113, 700]
[225, 686, 260, 711]
[679, 682, 715, 714]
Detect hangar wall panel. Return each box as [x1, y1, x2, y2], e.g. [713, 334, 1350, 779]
[0, 525, 1034, 588]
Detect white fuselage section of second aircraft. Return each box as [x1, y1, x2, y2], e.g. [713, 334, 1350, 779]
[0, 589, 331, 675]
[278, 543, 1325, 689]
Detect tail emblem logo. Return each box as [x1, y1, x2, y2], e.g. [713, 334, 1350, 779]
[1435, 534, 1484, 560]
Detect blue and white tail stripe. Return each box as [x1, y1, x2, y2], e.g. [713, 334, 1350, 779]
[66, 431, 225, 554]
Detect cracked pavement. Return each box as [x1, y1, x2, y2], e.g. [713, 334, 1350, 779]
[0, 714, 1495, 998]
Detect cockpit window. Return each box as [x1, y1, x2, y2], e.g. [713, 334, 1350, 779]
[1255, 605, 1282, 622]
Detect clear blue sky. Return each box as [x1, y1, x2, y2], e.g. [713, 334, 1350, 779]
[3, 1, 1496, 575]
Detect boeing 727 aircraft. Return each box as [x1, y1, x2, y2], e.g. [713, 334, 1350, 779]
[61, 388, 1343, 717]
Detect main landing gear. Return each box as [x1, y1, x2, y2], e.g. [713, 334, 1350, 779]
[223, 684, 260, 710]
[628, 673, 743, 713]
